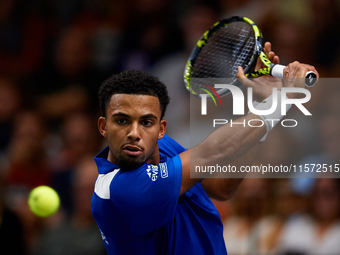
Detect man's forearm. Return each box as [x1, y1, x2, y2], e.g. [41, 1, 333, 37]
[190, 114, 266, 171]
[201, 142, 261, 200]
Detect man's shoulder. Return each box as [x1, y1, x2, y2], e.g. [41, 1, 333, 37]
[158, 135, 186, 157]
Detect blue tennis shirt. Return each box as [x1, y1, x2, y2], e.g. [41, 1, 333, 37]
[91, 135, 227, 254]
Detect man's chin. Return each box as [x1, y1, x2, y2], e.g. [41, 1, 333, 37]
[118, 158, 144, 171]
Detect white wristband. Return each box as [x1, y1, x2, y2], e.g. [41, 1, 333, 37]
[252, 91, 292, 142]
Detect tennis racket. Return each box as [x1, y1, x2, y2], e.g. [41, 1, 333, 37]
[184, 16, 317, 99]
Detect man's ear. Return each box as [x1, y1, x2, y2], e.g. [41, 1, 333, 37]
[158, 119, 167, 140]
[98, 117, 107, 137]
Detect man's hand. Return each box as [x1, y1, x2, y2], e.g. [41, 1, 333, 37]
[236, 42, 319, 100]
[255, 42, 279, 70]
[283, 61, 319, 98]
[236, 42, 282, 102]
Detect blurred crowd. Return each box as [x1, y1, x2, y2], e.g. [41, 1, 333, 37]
[0, 0, 339, 254]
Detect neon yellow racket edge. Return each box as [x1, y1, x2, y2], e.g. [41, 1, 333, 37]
[184, 16, 317, 99]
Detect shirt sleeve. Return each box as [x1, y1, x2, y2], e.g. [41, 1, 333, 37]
[158, 134, 186, 156]
[110, 154, 182, 236]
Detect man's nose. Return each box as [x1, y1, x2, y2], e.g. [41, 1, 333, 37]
[127, 122, 141, 140]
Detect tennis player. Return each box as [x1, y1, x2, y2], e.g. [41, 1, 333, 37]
[91, 43, 318, 254]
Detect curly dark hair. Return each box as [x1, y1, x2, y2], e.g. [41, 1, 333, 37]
[98, 70, 170, 119]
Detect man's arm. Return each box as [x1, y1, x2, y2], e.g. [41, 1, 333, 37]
[178, 62, 318, 198]
[201, 143, 260, 201]
[179, 113, 265, 197]
[198, 42, 279, 200]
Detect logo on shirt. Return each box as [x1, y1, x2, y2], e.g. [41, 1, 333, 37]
[146, 163, 169, 181]
[160, 163, 168, 178]
[99, 228, 109, 246]
[146, 165, 158, 181]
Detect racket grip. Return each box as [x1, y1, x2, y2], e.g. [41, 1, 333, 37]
[271, 64, 317, 87]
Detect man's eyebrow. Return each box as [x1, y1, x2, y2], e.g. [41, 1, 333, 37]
[111, 112, 158, 120]
[140, 114, 158, 120]
[112, 112, 130, 118]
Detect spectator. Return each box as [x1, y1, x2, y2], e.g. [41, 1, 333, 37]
[277, 178, 340, 255]
[31, 26, 101, 123]
[118, 0, 182, 71]
[33, 155, 107, 255]
[223, 178, 274, 255]
[5, 110, 51, 190]
[0, 0, 49, 77]
[152, 4, 219, 148]
[4, 109, 50, 253]
[0, 76, 21, 155]
[0, 168, 27, 254]
[50, 112, 102, 214]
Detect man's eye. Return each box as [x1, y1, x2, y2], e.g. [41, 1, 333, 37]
[142, 120, 152, 126]
[117, 119, 127, 124]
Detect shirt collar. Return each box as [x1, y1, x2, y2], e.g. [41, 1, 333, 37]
[94, 146, 118, 174]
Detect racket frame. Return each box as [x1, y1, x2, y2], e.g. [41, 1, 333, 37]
[184, 16, 265, 98]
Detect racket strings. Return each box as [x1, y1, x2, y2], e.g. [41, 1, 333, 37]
[231, 29, 255, 76]
[190, 22, 255, 95]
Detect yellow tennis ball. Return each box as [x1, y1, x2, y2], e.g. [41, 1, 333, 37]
[28, 186, 60, 217]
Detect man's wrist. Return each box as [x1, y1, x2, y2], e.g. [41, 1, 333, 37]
[251, 90, 292, 142]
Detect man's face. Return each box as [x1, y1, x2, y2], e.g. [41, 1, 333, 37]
[98, 94, 166, 170]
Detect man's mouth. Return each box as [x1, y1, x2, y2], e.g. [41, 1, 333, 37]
[122, 145, 143, 157]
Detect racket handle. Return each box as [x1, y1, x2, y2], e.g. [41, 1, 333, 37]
[271, 64, 317, 87]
